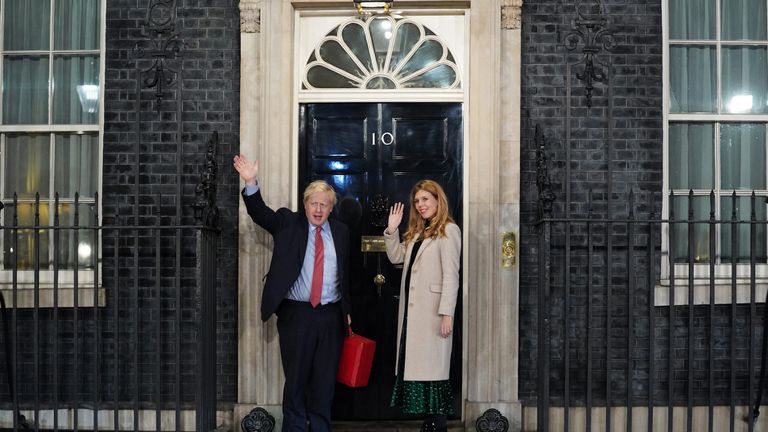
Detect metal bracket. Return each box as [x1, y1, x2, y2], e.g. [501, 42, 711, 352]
[241, 407, 275, 432]
[476, 408, 510, 432]
[502, 231, 517, 268]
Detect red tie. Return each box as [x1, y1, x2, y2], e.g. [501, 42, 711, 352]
[310, 226, 324, 307]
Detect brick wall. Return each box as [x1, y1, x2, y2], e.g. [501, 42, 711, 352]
[0, 0, 240, 408]
[519, 0, 765, 409]
[102, 0, 241, 405]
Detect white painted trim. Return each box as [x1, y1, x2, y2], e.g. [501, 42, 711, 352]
[460, 6, 470, 414]
[298, 11, 465, 93]
[293, 6, 471, 419]
[668, 114, 768, 121]
[655, 281, 768, 306]
[298, 89, 464, 102]
[522, 406, 768, 431]
[0, 124, 100, 132]
[0, 408, 231, 432]
[0, 285, 104, 308]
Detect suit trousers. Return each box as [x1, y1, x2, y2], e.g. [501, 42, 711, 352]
[277, 299, 345, 432]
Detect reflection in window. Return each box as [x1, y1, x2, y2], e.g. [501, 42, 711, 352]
[721, 46, 768, 114]
[303, 17, 460, 90]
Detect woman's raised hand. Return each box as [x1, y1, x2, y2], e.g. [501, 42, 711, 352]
[233, 155, 259, 185]
[386, 202, 404, 234]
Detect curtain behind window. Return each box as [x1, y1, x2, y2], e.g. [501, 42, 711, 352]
[721, 0, 767, 40]
[3, 0, 50, 50]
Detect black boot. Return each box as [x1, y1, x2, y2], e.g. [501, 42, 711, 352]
[420, 416, 438, 432]
[434, 414, 447, 432]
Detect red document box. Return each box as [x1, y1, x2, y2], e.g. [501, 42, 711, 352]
[337, 333, 376, 388]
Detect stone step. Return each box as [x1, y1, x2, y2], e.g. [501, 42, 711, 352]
[332, 420, 465, 432]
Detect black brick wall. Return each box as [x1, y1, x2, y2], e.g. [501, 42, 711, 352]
[519, 0, 663, 405]
[519, 0, 765, 409]
[102, 0, 241, 405]
[0, 0, 240, 409]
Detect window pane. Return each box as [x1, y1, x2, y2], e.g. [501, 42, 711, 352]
[57, 203, 97, 270]
[669, 123, 714, 189]
[389, 22, 421, 72]
[370, 17, 394, 70]
[306, 65, 358, 88]
[721, 196, 767, 263]
[54, 0, 100, 50]
[397, 40, 444, 79]
[55, 133, 99, 197]
[3, 134, 51, 199]
[52, 55, 100, 124]
[670, 196, 711, 263]
[401, 64, 457, 88]
[318, 40, 365, 79]
[669, 46, 716, 113]
[669, 0, 715, 40]
[1, 203, 50, 270]
[720, 123, 766, 190]
[721, 0, 767, 40]
[2, 56, 50, 125]
[3, 0, 50, 50]
[722, 46, 768, 114]
[341, 23, 374, 72]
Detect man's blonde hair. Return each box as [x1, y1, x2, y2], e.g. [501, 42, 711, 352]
[303, 180, 337, 206]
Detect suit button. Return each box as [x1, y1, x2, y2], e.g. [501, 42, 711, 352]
[409, 302, 414, 307]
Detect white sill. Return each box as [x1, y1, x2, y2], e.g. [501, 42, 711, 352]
[0, 270, 105, 308]
[654, 280, 768, 306]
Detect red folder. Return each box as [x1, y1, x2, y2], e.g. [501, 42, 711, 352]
[337, 331, 376, 388]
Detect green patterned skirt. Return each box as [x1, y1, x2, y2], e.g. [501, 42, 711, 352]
[390, 376, 454, 415]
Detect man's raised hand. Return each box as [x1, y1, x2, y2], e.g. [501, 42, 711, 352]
[233, 155, 259, 186]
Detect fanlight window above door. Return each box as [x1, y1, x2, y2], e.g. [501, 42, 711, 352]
[303, 16, 461, 90]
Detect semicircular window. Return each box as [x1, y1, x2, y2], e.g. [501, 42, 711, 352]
[303, 17, 461, 90]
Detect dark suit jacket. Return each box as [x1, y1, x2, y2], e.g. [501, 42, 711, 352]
[242, 188, 351, 323]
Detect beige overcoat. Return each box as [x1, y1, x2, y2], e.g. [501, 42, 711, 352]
[383, 223, 462, 381]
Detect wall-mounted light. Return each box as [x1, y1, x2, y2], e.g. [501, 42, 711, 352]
[353, 0, 393, 14]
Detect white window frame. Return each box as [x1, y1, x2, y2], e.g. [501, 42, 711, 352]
[0, 0, 106, 307]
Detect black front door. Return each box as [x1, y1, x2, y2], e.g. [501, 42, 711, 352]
[299, 102, 463, 420]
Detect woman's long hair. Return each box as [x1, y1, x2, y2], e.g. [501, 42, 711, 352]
[402, 179, 455, 243]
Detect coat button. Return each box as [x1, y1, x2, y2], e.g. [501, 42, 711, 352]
[409, 302, 414, 307]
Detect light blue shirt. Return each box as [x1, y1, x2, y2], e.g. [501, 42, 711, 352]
[245, 183, 341, 305]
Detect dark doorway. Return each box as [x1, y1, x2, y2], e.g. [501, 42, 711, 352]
[299, 102, 463, 420]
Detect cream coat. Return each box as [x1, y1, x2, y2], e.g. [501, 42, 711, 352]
[383, 223, 462, 381]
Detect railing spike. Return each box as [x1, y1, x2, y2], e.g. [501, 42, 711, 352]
[688, 189, 694, 220]
[669, 190, 675, 220]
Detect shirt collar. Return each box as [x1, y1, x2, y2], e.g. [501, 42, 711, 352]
[309, 220, 330, 232]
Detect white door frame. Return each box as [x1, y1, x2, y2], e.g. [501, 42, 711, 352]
[236, 1, 523, 429]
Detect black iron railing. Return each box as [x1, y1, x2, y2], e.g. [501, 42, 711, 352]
[0, 192, 218, 432]
[536, 189, 768, 432]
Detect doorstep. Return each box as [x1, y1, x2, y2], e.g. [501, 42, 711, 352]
[332, 420, 464, 431]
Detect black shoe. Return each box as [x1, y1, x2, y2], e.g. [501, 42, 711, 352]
[420, 420, 438, 432]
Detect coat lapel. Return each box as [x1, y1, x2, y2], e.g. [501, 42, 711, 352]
[413, 235, 434, 264]
[298, 217, 309, 261]
[330, 220, 343, 258]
